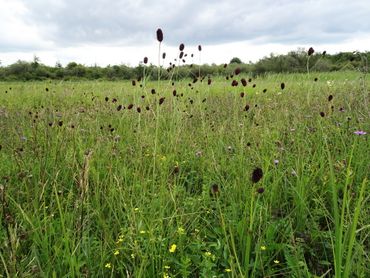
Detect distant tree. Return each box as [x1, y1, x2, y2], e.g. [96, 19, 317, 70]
[230, 57, 242, 64]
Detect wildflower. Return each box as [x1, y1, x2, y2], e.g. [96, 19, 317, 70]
[164, 265, 171, 269]
[198, 45, 202, 51]
[143, 57, 148, 64]
[308, 47, 314, 56]
[140, 230, 146, 234]
[134, 207, 139, 212]
[256, 187, 265, 194]
[251, 167, 263, 183]
[116, 235, 124, 244]
[260, 245, 267, 251]
[105, 263, 112, 269]
[169, 244, 177, 253]
[179, 43, 185, 51]
[225, 268, 232, 272]
[274, 260, 280, 264]
[354, 130, 366, 135]
[177, 227, 185, 235]
[156, 28, 163, 42]
[131, 253, 135, 259]
[114, 250, 120, 256]
[210, 184, 220, 197]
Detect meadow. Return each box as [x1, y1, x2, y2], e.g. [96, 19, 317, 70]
[0, 70, 369, 277]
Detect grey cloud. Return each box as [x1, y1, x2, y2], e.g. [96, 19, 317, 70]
[7, 0, 370, 50]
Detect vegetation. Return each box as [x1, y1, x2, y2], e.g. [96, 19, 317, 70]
[0, 70, 369, 277]
[0, 49, 369, 81]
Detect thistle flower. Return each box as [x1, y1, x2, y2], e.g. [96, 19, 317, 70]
[234, 68, 241, 75]
[179, 43, 185, 51]
[143, 57, 148, 64]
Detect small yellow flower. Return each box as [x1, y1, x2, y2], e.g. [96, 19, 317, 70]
[274, 260, 280, 264]
[169, 244, 177, 253]
[260, 245, 266, 251]
[225, 268, 232, 272]
[116, 235, 124, 244]
[114, 250, 120, 256]
[177, 227, 185, 235]
[131, 253, 135, 259]
[140, 230, 146, 234]
[134, 207, 139, 212]
[105, 263, 111, 269]
[194, 228, 199, 233]
[164, 265, 171, 269]
[163, 274, 170, 278]
[205, 251, 212, 257]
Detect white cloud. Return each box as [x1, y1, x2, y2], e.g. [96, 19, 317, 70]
[0, 0, 369, 66]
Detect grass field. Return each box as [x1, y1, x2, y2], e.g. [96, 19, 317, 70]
[0, 71, 369, 277]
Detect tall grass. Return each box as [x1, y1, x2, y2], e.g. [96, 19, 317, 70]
[0, 69, 369, 277]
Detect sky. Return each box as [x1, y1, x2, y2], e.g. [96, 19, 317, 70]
[1, 0, 370, 67]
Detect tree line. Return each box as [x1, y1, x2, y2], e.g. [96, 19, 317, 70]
[0, 49, 368, 81]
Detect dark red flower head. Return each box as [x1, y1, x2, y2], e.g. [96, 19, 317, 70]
[251, 167, 263, 183]
[179, 43, 185, 51]
[156, 28, 163, 42]
[143, 57, 148, 64]
[308, 47, 315, 56]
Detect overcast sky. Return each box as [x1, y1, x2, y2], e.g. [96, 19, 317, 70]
[1, 0, 369, 66]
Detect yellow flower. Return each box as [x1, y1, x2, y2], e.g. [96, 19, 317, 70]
[260, 245, 266, 251]
[134, 207, 139, 212]
[105, 263, 112, 269]
[130, 253, 135, 259]
[225, 268, 232, 272]
[169, 244, 177, 253]
[205, 251, 212, 257]
[177, 227, 185, 235]
[114, 250, 120, 256]
[140, 230, 146, 234]
[274, 260, 280, 264]
[164, 265, 171, 269]
[116, 235, 124, 244]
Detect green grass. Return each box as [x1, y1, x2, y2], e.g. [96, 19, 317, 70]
[0, 71, 369, 277]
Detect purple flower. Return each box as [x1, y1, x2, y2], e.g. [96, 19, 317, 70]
[354, 130, 367, 136]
